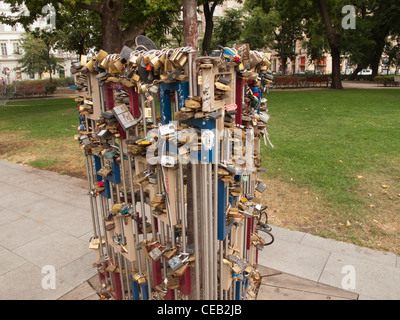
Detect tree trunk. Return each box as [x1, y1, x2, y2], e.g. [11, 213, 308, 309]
[330, 46, 343, 89]
[349, 65, 362, 80]
[281, 57, 287, 74]
[370, 33, 388, 78]
[318, 0, 343, 89]
[183, 0, 199, 49]
[202, 3, 217, 56]
[99, 0, 124, 53]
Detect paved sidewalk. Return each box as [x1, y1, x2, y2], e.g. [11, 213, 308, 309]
[0, 159, 399, 300]
[257, 226, 400, 300]
[0, 160, 97, 300]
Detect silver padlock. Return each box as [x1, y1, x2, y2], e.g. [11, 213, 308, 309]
[236, 258, 248, 271]
[149, 246, 163, 261]
[168, 253, 189, 271]
[255, 181, 267, 193]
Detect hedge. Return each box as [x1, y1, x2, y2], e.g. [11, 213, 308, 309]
[374, 75, 400, 87]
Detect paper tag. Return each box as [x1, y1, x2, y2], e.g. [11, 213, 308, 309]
[112, 104, 137, 130]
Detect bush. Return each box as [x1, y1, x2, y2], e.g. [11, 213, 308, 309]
[45, 84, 57, 95]
[374, 75, 398, 86]
[13, 77, 75, 88]
[341, 74, 375, 81]
[55, 77, 75, 87]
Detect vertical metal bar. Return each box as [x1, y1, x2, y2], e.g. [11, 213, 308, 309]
[207, 163, 214, 299]
[201, 164, 209, 299]
[192, 164, 200, 300]
[178, 155, 187, 253]
[213, 128, 219, 300]
[85, 155, 98, 239]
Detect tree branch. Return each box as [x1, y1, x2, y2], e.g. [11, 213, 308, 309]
[79, 1, 103, 14]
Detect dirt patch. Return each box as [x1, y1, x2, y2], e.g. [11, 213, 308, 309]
[260, 177, 330, 234]
[260, 171, 400, 255]
[0, 131, 86, 179]
[354, 172, 400, 253]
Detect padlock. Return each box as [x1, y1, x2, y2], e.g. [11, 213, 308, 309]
[113, 58, 125, 73]
[149, 246, 163, 261]
[163, 245, 178, 260]
[231, 264, 242, 275]
[236, 258, 248, 270]
[120, 45, 134, 62]
[128, 52, 140, 66]
[255, 181, 267, 193]
[169, 47, 188, 69]
[96, 49, 108, 63]
[215, 81, 231, 91]
[137, 274, 147, 285]
[167, 254, 184, 271]
[165, 275, 180, 290]
[97, 163, 112, 177]
[163, 49, 175, 74]
[141, 240, 151, 259]
[148, 51, 163, 71]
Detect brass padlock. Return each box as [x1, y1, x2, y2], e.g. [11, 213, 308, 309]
[113, 58, 125, 73]
[137, 274, 147, 285]
[165, 275, 180, 290]
[96, 49, 108, 64]
[148, 51, 163, 71]
[163, 49, 175, 73]
[169, 47, 188, 69]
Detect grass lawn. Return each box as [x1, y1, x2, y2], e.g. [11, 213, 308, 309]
[0, 98, 85, 177]
[260, 89, 400, 254]
[0, 90, 399, 254]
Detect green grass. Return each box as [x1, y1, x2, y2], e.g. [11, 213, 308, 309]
[0, 98, 79, 140]
[261, 89, 400, 230]
[27, 158, 60, 169]
[0, 98, 84, 176]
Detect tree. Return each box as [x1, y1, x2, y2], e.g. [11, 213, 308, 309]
[0, 0, 182, 53]
[384, 37, 400, 74]
[244, 0, 305, 74]
[242, 6, 277, 50]
[54, 6, 102, 56]
[338, 0, 400, 79]
[17, 30, 61, 83]
[199, 0, 223, 55]
[212, 8, 245, 48]
[365, 0, 400, 77]
[302, 13, 330, 73]
[316, 0, 343, 89]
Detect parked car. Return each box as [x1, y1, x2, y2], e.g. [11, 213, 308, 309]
[357, 69, 372, 76]
[305, 70, 323, 75]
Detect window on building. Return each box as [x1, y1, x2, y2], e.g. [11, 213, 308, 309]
[12, 24, 18, 31]
[1, 43, 7, 56]
[13, 42, 20, 55]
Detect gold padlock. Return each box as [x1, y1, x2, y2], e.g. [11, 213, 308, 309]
[96, 49, 108, 63]
[85, 59, 95, 72]
[138, 275, 147, 285]
[163, 49, 175, 73]
[165, 275, 180, 290]
[148, 51, 163, 71]
[100, 55, 110, 69]
[113, 58, 125, 73]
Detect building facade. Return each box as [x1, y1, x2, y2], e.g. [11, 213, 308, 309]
[0, 1, 75, 84]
